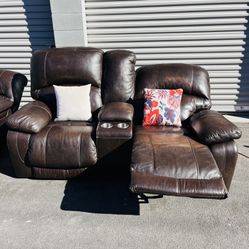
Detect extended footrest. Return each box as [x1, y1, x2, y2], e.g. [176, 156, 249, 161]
[130, 127, 227, 199]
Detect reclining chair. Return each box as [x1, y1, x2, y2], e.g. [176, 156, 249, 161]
[130, 64, 242, 199]
[6, 47, 136, 178]
[0, 70, 27, 145]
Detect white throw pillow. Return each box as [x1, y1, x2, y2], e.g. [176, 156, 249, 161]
[53, 85, 92, 121]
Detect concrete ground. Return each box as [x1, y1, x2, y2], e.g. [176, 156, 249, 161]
[0, 122, 248, 249]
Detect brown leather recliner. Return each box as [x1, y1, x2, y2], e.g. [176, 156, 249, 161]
[0, 70, 27, 144]
[130, 64, 242, 199]
[6, 47, 136, 178]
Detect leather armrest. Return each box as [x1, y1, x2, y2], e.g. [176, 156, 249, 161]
[6, 101, 52, 133]
[0, 70, 27, 112]
[189, 110, 242, 144]
[0, 95, 13, 113]
[98, 102, 134, 122]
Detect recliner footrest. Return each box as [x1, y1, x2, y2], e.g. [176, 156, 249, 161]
[130, 132, 227, 199]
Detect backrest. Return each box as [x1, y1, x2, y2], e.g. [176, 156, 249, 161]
[134, 63, 211, 124]
[101, 50, 136, 104]
[31, 47, 136, 118]
[31, 47, 103, 117]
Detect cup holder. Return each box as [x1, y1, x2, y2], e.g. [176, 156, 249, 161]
[117, 122, 129, 129]
[101, 122, 113, 129]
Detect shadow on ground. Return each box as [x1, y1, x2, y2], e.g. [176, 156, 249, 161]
[61, 178, 140, 215]
[0, 142, 15, 177]
[60, 149, 140, 215]
[0, 146, 140, 215]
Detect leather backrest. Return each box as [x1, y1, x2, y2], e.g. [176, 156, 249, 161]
[134, 63, 211, 124]
[102, 50, 136, 104]
[31, 47, 104, 116]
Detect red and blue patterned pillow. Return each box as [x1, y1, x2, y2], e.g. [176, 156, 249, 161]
[143, 88, 183, 127]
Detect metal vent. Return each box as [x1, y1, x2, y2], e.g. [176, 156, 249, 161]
[85, 0, 249, 112]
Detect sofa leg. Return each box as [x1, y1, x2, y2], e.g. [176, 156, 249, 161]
[138, 193, 163, 203]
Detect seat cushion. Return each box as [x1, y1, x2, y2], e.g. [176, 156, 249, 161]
[28, 121, 97, 169]
[130, 132, 227, 198]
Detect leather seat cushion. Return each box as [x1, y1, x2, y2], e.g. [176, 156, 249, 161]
[130, 132, 227, 198]
[28, 122, 97, 169]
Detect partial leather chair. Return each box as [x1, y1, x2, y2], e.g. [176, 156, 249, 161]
[130, 64, 242, 199]
[0, 70, 27, 145]
[6, 47, 136, 179]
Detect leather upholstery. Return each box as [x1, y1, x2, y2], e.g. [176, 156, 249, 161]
[96, 127, 132, 160]
[210, 141, 238, 190]
[31, 47, 103, 90]
[7, 47, 137, 179]
[7, 101, 52, 133]
[97, 122, 132, 139]
[130, 63, 240, 199]
[97, 102, 134, 159]
[135, 125, 184, 135]
[32, 167, 87, 179]
[134, 63, 211, 124]
[7, 48, 241, 197]
[0, 70, 27, 112]
[0, 109, 11, 127]
[31, 47, 104, 114]
[102, 50, 136, 104]
[189, 110, 242, 144]
[28, 122, 97, 168]
[130, 132, 227, 198]
[98, 102, 134, 121]
[7, 131, 32, 177]
[0, 96, 13, 113]
[0, 70, 27, 144]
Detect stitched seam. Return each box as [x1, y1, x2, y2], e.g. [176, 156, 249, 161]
[149, 135, 156, 171]
[186, 137, 199, 179]
[44, 126, 53, 166]
[43, 51, 48, 84]
[0, 109, 11, 119]
[15, 132, 24, 163]
[222, 143, 227, 175]
[34, 105, 52, 119]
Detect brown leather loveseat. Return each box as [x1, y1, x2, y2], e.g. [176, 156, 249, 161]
[0, 70, 27, 144]
[6, 47, 241, 199]
[6, 47, 136, 178]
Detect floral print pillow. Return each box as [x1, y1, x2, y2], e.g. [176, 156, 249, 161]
[143, 88, 183, 127]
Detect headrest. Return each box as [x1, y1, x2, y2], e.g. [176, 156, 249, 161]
[134, 63, 211, 123]
[31, 47, 104, 98]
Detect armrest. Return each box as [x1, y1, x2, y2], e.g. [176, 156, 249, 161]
[189, 110, 242, 145]
[0, 95, 13, 113]
[0, 70, 27, 112]
[98, 102, 134, 122]
[6, 101, 52, 133]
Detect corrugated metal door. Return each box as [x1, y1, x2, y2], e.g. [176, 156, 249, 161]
[0, 0, 54, 106]
[84, 0, 249, 112]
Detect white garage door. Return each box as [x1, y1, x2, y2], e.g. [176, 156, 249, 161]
[0, 0, 54, 106]
[84, 0, 249, 112]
